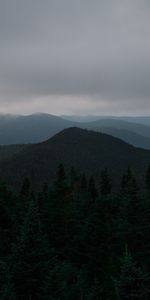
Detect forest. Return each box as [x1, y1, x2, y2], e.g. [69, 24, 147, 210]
[1, 164, 150, 299]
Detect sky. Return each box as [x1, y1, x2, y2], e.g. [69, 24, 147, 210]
[0, 0, 150, 115]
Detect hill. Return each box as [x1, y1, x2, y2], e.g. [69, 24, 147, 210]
[0, 144, 27, 162]
[1, 127, 150, 188]
[83, 118, 150, 138]
[1, 114, 150, 150]
[118, 116, 150, 126]
[62, 115, 150, 126]
[0, 113, 75, 144]
[92, 127, 150, 149]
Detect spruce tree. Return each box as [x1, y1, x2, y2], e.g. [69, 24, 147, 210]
[116, 250, 150, 300]
[88, 176, 98, 202]
[121, 168, 138, 200]
[80, 173, 87, 191]
[11, 195, 53, 299]
[100, 168, 111, 196]
[0, 261, 16, 300]
[20, 177, 31, 198]
[145, 165, 150, 193]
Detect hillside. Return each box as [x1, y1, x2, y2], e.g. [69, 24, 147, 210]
[1, 114, 150, 150]
[0, 144, 27, 162]
[93, 127, 150, 149]
[0, 113, 75, 144]
[1, 127, 150, 188]
[63, 115, 150, 126]
[119, 116, 150, 126]
[83, 118, 150, 138]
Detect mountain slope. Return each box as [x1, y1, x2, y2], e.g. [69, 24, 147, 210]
[1, 114, 150, 150]
[0, 144, 27, 162]
[93, 127, 150, 149]
[0, 113, 76, 144]
[1, 128, 150, 188]
[62, 115, 150, 126]
[118, 116, 150, 126]
[83, 118, 150, 138]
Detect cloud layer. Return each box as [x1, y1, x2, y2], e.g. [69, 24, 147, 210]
[0, 0, 150, 115]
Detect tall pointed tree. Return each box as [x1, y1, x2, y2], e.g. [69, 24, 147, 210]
[115, 250, 150, 300]
[145, 165, 150, 193]
[100, 168, 111, 196]
[11, 195, 53, 299]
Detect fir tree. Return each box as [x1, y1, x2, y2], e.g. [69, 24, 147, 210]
[115, 249, 150, 300]
[11, 195, 53, 299]
[145, 165, 150, 193]
[121, 168, 138, 200]
[88, 176, 98, 202]
[100, 168, 111, 196]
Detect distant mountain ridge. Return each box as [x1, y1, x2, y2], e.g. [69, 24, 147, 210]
[0, 113, 76, 144]
[84, 118, 150, 138]
[62, 115, 150, 126]
[97, 127, 150, 149]
[0, 113, 150, 149]
[1, 127, 150, 188]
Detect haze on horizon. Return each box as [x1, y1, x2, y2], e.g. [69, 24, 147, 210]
[0, 0, 150, 116]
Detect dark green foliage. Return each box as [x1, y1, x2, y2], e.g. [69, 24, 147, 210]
[1, 164, 150, 299]
[121, 168, 138, 199]
[20, 177, 31, 197]
[145, 165, 150, 192]
[115, 250, 150, 299]
[0, 184, 16, 256]
[100, 168, 111, 196]
[0, 260, 16, 300]
[11, 196, 53, 299]
[70, 167, 79, 187]
[80, 173, 88, 191]
[88, 176, 98, 201]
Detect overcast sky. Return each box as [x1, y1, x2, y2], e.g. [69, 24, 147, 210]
[0, 0, 150, 115]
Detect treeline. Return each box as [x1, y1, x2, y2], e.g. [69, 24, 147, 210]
[1, 165, 150, 299]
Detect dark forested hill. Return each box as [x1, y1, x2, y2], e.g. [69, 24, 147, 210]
[1, 127, 150, 188]
[0, 144, 27, 162]
[2, 128, 150, 299]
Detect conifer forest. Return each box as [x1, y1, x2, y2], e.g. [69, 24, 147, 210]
[1, 164, 150, 299]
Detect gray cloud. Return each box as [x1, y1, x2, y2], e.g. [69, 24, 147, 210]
[0, 0, 150, 115]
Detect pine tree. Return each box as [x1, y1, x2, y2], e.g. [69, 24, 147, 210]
[121, 168, 138, 200]
[145, 165, 150, 193]
[45, 164, 73, 251]
[115, 250, 150, 300]
[54, 163, 72, 208]
[20, 177, 31, 198]
[0, 184, 14, 256]
[56, 163, 66, 187]
[44, 261, 81, 300]
[88, 176, 98, 202]
[70, 167, 79, 187]
[11, 195, 53, 299]
[0, 260, 16, 300]
[100, 168, 111, 196]
[80, 173, 87, 191]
